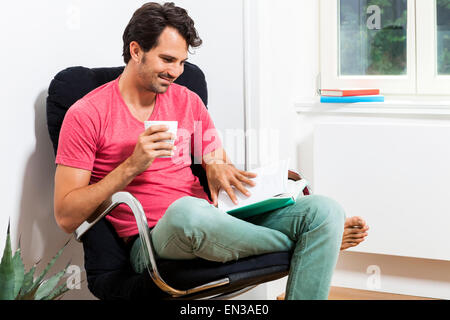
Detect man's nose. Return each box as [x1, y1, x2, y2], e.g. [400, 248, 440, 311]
[168, 64, 184, 79]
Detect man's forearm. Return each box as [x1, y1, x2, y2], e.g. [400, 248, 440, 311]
[58, 158, 139, 233]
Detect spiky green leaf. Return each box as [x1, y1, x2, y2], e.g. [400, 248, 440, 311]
[12, 248, 25, 299]
[18, 282, 40, 300]
[42, 282, 70, 300]
[0, 223, 15, 300]
[21, 238, 70, 297]
[34, 262, 70, 300]
[18, 263, 37, 298]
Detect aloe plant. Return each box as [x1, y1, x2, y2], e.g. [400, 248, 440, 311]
[0, 222, 71, 300]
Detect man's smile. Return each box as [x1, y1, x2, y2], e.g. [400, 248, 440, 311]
[159, 75, 174, 84]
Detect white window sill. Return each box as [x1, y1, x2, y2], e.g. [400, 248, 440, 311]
[295, 97, 450, 116]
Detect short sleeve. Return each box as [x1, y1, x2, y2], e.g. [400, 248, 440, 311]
[55, 100, 98, 171]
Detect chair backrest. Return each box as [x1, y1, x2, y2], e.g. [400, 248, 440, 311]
[46, 63, 212, 299]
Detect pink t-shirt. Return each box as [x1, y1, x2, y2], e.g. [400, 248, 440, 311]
[56, 77, 222, 237]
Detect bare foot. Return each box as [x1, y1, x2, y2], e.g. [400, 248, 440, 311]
[341, 216, 369, 250]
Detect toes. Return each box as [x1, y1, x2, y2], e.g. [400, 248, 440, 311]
[340, 242, 358, 250]
[344, 231, 368, 239]
[342, 234, 368, 245]
[340, 238, 365, 251]
[344, 216, 361, 227]
[345, 216, 367, 228]
[344, 227, 369, 236]
[341, 219, 368, 251]
[343, 228, 358, 235]
[343, 236, 365, 243]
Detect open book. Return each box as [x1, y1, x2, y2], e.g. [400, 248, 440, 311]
[217, 160, 309, 219]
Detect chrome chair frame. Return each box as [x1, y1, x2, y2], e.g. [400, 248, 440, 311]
[74, 169, 310, 299]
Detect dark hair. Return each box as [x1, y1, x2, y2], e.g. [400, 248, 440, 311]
[122, 2, 202, 64]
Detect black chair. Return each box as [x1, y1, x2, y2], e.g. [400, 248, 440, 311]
[46, 62, 309, 300]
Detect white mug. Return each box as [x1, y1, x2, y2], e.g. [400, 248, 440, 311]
[144, 121, 178, 158]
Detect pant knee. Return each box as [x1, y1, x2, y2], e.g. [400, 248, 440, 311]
[304, 195, 346, 232]
[162, 196, 214, 236]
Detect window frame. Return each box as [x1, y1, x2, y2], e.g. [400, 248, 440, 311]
[320, 0, 449, 95]
[416, 0, 450, 94]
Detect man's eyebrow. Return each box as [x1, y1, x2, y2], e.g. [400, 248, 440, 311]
[160, 54, 189, 62]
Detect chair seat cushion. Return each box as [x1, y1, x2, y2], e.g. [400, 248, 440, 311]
[157, 251, 291, 291]
[89, 252, 291, 300]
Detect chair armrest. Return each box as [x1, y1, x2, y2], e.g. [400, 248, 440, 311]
[74, 192, 229, 298]
[74, 193, 122, 242]
[288, 169, 312, 195]
[288, 170, 301, 181]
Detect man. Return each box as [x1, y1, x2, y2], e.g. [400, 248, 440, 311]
[54, 2, 368, 299]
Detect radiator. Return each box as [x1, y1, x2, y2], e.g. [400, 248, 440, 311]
[313, 122, 450, 261]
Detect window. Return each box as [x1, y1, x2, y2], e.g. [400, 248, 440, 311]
[339, 0, 408, 76]
[320, 0, 450, 95]
[437, 0, 450, 75]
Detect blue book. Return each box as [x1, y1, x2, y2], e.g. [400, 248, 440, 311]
[320, 95, 385, 103]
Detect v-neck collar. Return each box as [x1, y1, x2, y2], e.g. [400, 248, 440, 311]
[114, 76, 159, 126]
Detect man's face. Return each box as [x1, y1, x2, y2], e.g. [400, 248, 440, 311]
[136, 27, 188, 94]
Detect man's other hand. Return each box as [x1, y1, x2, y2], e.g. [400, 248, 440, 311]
[205, 162, 257, 207]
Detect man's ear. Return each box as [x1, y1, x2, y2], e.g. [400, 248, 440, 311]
[129, 41, 143, 63]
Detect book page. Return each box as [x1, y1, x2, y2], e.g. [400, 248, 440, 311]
[217, 159, 290, 212]
[276, 179, 309, 200]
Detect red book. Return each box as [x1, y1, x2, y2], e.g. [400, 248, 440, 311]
[320, 88, 380, 97]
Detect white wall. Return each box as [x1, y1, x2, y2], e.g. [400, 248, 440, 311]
[177, 0, 246, 169]
[0, 0, 245, 300]
[249, 0, 450, 300]
[245, 0, 322, 300]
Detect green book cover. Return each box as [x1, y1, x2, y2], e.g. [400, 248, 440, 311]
[217, 160, 309, 220]
[227, 196, 295, 219]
